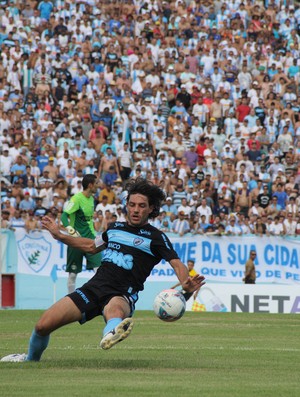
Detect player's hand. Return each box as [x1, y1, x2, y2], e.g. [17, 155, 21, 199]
[182, 274, 205, 293]
[42, 216, 61, 239]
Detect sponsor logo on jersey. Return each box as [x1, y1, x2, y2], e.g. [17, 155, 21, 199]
[114, 222, 125, 227]
[108, 242, 121, 249]
[102, 249, 133, 270]
[139, 229, 151, 236]
[133, 237, 144, 246]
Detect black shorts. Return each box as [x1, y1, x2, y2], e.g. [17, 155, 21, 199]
[67, 284, 139, 324]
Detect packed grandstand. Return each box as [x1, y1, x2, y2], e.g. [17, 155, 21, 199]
[0, 0, 300, 236]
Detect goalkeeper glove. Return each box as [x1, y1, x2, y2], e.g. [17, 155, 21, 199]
[66, 226, 81, 237]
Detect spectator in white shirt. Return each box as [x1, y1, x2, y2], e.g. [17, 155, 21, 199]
[171, 211, 190, 236]
[177, 198, 193, 218]
[269, 216, 286, 236]
[283, 213, 297, 236]
[196, 198, 213, 223]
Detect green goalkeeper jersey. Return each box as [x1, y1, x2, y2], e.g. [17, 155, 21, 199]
[61, 192, 96, 239]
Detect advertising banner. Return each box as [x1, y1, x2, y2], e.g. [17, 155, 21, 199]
[15, 229, 94, 280]
[2, 229, 299, 312]
[13, 230, 300, 285]
[0, 229, 18, 274]
[186, 284, 300, 314]
[149, 234, 300, 284]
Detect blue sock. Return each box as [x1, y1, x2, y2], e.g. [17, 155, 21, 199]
[26, 330, 50, 361]
[103, 318, 122, 336]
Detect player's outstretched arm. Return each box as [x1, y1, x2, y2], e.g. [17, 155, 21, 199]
[170, 259, 205, 293]
[42, 216, 106, 254]
[181, 275, 205, 295]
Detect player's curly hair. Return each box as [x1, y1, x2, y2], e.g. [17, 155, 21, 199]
[125, 177, 166, 219]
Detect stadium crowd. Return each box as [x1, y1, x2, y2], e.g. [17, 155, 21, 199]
[1, 0, 300, 237]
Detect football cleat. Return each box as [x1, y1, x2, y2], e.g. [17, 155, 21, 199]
[100, 318, 133, 350]
[0, 353, 27, 362]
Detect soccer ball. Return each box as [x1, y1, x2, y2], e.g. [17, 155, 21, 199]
[153, 289, 186, 322]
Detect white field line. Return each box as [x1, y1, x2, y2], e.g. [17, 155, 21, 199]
[2, 345, 300, 354]
[46, 345, 300, 352]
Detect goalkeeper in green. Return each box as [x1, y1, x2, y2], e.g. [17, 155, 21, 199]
[61, 174, 102, 293]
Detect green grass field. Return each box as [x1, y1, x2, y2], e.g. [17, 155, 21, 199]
[0, 310, 299, 397]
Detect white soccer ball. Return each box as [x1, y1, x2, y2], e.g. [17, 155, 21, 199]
[153, 289, 186, 322]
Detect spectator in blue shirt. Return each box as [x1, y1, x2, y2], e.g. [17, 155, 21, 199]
[19, 192, 36, 211]
[10, 156, 26, 184]
[103, 165, 118, 186]
[36, 149, 49, 173]
[162, 197, 178, 219]
[272, 183, 289, 210]
[38, 0, 53, 21]
[72, 68, 89, 92]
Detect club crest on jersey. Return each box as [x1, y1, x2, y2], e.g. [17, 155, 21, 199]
[133, 237, 144, 246]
